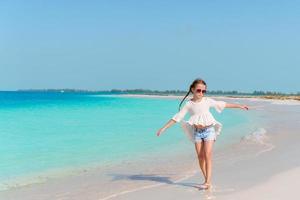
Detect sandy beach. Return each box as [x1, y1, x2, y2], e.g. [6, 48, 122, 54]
[0, 95, 299, 200]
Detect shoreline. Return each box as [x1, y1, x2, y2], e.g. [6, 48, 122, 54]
[11, 90, 300, 101]
[104, 94, 300, 105]
[0, 98, 299, 200]
[97, 100, 300, 200]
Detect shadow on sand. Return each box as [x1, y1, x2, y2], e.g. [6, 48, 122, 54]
[107, 173, 202, 189]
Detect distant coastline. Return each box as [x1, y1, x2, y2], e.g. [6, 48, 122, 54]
[12, 89, 300, 101]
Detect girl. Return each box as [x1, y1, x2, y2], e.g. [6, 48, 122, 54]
[156, 78, 249, 190]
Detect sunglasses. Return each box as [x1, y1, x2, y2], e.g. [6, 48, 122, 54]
[195, 89, 207, 94]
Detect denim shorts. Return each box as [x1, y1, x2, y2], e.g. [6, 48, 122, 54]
[194, 126, 216, 142]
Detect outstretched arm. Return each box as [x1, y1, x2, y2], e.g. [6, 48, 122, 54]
[225, 103, 249, 110]
[157, 101, 190, 137]
[156, 119, 177, 136]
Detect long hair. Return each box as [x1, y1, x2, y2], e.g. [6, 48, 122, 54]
[178, 78, 207, 111]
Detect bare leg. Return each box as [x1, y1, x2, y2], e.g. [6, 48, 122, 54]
[194, 141, 206, 180]
[203, 140, 214, 186]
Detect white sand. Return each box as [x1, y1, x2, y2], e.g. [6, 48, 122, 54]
[102, 166, 300, 200]
[220, 167, 300, 200]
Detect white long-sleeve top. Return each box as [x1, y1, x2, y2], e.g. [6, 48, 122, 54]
[171, 97, 226, 142]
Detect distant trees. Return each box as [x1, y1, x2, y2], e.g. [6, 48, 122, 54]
[18, 88, 299, 96]
[108, 89, 296, 96]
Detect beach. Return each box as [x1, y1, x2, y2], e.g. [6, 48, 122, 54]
[2, 0, 300, 199]
[0, 94, 299, 200]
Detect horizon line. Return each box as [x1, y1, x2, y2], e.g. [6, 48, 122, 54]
[0, 88, 299, 95]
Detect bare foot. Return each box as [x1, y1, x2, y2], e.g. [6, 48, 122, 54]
[199, 182, 212, 190]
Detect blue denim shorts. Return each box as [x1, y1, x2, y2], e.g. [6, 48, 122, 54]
[194, 126, 216, 142]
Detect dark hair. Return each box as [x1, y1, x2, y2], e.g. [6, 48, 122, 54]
[178, 78, 207, 111]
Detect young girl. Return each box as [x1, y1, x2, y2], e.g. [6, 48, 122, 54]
[156, 78, 249, 189]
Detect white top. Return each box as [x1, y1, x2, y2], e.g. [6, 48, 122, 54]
[171, 97, 226, 143]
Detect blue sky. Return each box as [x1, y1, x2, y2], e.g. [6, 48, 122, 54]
[0, 0, 299, 93]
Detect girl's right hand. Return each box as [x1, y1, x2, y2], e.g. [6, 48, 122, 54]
[156, 128, 165, 136]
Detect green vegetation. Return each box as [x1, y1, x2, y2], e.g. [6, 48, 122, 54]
[16, 88, 300, 100]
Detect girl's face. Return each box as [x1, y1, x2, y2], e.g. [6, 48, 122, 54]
[192, 83, 207, 98]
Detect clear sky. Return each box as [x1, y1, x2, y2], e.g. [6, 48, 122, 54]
[1, 0, 299, 93]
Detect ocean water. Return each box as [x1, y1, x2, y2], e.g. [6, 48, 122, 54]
[0, 92, 261, 190]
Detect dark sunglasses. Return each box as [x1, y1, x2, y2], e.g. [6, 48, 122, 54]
[195, 89, 207, 94]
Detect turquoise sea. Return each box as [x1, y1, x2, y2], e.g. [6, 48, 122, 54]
[0, 92, 262, 190]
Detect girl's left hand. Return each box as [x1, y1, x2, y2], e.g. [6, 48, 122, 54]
[240, 105, 249, 110]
